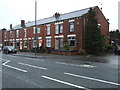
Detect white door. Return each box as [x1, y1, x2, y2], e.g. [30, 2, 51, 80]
[55, 38, 59, 49]
[20, 41, 22, 50]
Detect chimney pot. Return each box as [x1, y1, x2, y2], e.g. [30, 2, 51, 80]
[21, 20, 25, 27]
[10, 24, 12, 29]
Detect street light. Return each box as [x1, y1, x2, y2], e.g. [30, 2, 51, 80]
[35, 0, 37, 55]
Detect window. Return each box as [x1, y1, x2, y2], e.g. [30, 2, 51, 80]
[46, 38, 51, 47]
[55, 24, 59, 34]
[4, 32, 6, 38]
[70, 22, 74, 32]
[16, 30, 19, 38]
[33, 41, 37, 48]
[10, 31, 12, 38]
[24, 29, 26, 37]
[16, 41, 19, 47]
[60, 38, 63, 49]
[47, 26, 50, 35]
[60, 24, 63, 33]
[68, 37, 76, 47]
[33, 27, 36, 34]
[24, 40, 28, 48]
[37, 28, 40, 33]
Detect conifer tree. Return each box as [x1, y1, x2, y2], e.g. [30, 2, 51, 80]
[84, 8, 104, 54]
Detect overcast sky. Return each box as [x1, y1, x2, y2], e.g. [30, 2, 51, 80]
[0, 0, 119, 31]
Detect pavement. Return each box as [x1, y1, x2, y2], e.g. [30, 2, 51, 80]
[14, 51, 119, 65]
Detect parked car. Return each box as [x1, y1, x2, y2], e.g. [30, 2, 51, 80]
[114, 46, 120, 55]
[2, 46, 17, 54]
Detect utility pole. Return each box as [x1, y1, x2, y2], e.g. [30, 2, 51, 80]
[35, 0, 37, 55]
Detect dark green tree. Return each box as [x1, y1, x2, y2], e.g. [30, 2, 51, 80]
[84, 8, 104, 54]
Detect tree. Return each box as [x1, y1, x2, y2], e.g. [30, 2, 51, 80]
[84, 8, 104, 54]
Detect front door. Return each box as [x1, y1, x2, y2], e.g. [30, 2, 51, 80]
[55, 38, 59, 49]
[20, 41, 22, 50]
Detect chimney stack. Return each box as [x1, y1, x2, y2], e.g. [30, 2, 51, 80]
[21, 20, 25, 27]
[10, 24, 12, 29]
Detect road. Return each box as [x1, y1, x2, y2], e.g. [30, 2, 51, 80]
[1, 52, 119, 89]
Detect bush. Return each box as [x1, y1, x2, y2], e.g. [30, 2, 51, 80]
[64, 43, 70, 50]
[78, 49, 86, 55]
[105, 44, 114, 52]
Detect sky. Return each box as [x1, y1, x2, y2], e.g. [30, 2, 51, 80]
[0, 0, 119, 31]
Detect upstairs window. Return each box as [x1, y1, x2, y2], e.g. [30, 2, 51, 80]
[33, 27, 36, 34]
[70, 22, 74, 32]
[24, 29, 27, 37]
[47, 26, 50, 35]
[55, 24, 59, 34]
[37, 28, 40, 33]
[4, 32, 6, 38]
[16, 30, 19, 38]
[60, 24, 63, 33]
[10, 31, 12, 38]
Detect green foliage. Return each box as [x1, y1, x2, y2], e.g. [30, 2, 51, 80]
[84, 8, 105, 54]
[105, 44, 113, 52]
[110, 29, 120, 39]
[64, 43, 70, 50]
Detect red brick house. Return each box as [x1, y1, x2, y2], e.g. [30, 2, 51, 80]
[3, 6, 110, 55]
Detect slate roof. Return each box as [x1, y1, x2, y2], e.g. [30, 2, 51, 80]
[8, 6, 97, 31]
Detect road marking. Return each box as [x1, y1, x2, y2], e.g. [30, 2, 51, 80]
[56, 62, 69, 65]
[64, 72, 120, 86]
[56, 62, 96, 68]
[18, 62, 47, 70]
[41, 75, 89, 89]
[27, 58, 44, 62]
[2, 60, 10, 65]
[2, 61, 27, 73]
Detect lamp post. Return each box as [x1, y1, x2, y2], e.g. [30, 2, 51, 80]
[35, 0, 37, 55]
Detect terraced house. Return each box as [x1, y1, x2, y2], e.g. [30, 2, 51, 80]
[3, 6, 109, 55]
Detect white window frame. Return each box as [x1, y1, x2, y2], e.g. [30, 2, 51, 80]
[47, 26, 50, 35]
[55, 24, 59, 34]
[46, 38, 51, 47]
[24, 29, 27, 37]
[60, 24, 63, 33]
[10, 31, 12, 38]
[16, 30, 19, 38]
[70, 22, 74, 32]
[68, 36, 76, 47]
[37, 28, 40, 33]
[33, 27, 36, 34]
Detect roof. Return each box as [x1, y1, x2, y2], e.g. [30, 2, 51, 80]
[8, 6, 97, 31]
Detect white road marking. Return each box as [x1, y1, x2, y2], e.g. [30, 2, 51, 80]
[41, 75, 89, 89]
[56, 62, 96, 68]
[18, 62, 47, 70]
[56, 62, 69, 65]
[64, 72, 120, 86]
[27, 58, 44, 62]
[2, 61, 27, 73]
[2, 60, 10, 65]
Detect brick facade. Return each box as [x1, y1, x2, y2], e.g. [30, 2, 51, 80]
[2, 6, 110, 55]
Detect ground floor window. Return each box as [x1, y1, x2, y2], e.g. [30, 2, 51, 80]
[16, 41, 19, 47]
[68, 37, 76, 47]
[46, 38, 51, 47]
[24, 40, 28, 48]
[10, 42, 13, 46]
[33, 40, 37, 48]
